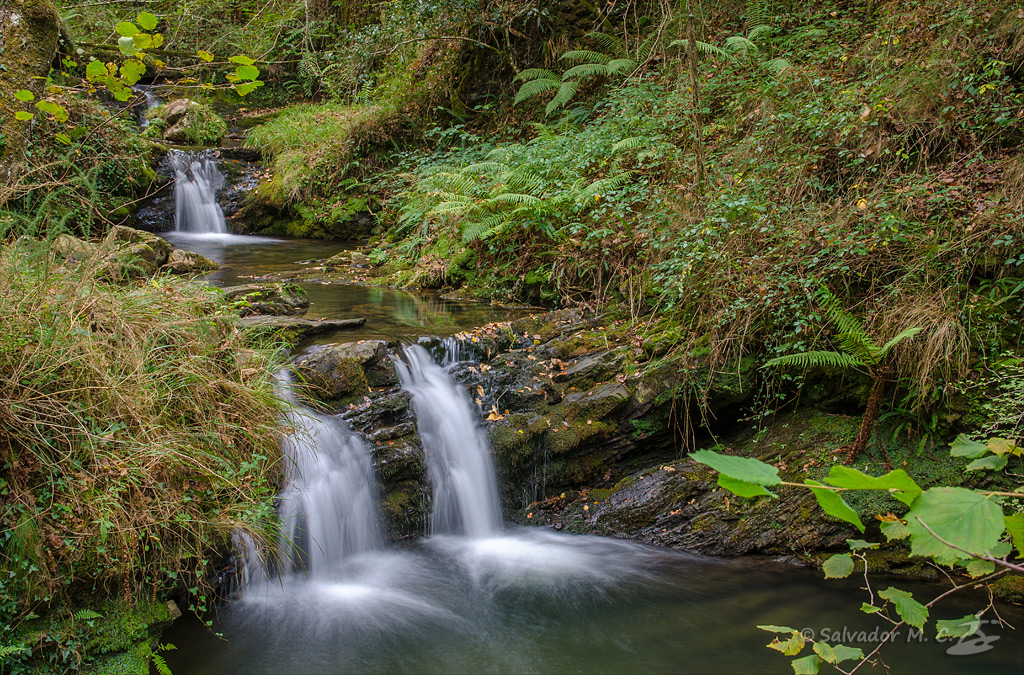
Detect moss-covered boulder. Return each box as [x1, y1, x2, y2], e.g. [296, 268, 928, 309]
[162, 248, 219, 275]
[145, 99, 227, 146]
[223, 282, 309, 317]
[294, 340, 397, 405]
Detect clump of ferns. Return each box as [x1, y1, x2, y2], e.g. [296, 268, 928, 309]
[513, 31, 659, 115]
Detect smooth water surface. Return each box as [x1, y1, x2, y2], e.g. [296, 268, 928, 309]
[160, 232, 529, 341]
[164, 528, 1023, 675]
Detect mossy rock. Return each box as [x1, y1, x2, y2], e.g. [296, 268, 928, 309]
[146, 99, 227, 146]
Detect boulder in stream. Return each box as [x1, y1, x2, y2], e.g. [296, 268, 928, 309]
[162, 248, 219, 275]
[223, 283, 308, 316]
[145, 99, 227, 146]
[293, 340, 398, 404]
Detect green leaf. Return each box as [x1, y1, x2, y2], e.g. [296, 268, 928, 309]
[690, 450, 781, 486]
[965, 558, 995, 577]
[791, 654, 822, 675]
[137, 12, 158, 30]
[15, 89, 34, 102]
[767, 632, 805, 656]
[935, 615, 980, 640]
[812, 642, 837, 663]
[115, 22, 138, 37]
[988, 437, 1019, 456]
[55, 132, 72, 145]
[831, 644, 865, 664]
[806, 480, 865, 532]
[847, 539, 879, 551]
[860, 603, 881, 614]
[965, 454, 1007, 471]
[132, 33, 153, 50]
[234, 81, 263, 97]
[118, 35, 139, 56]
[35, 100, 68, 122]
[235, 64, 260, 81]
[880, 519, 910, 541]
[878, 587, 928, 630]
[758, 625, 798, 633]
[718, 475, 776, 498]
[197, 50, 214, 62]
[826, 466, 922, 506]
[229, 55, 255, 65]
[119, 59, 146, 86]
[15, 111, 34, 121]
[86, 60, 108, 81]
[905, 488, 1006, 565]
[1006, 513, 1024, 557]
[823, 553, 854, 579]
[950, 434, 988, 459]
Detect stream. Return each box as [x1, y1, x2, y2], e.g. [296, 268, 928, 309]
[157, 153, 1022, 675]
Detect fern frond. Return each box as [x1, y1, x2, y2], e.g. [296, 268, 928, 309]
[764, 351, 866, 370]
[747, 25, 774, 43]
[559, 50, 612, 65]
[584, 32, 627, 58]
[546, 81, 579, 115]
[514, 78, 560, 105]
[563, 63, 611, 80]
[152, 654, 172, 675]
[725, 35, 760, 58]
[504, 169, 546, 194]
[461, 161, 509, 176]
[529, 122, 557, 141]
[637, 33, 660, 61]
[878, 327, 924, 358]
[668, 39, 728, 59]
[514, 68, 560, 83]
[489, 192, 542, 206]
[612, 136, 646, 153]
[607, 58, 639, 75]
[763, 58, 792, 75]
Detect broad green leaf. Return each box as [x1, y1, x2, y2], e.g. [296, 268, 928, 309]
[878, 587, 928, 630]
[55, 132, 71, 145]
[965, 558, 994, 577]
[847, 539, 878, 551]
[86, 60, 108, 81]
[229, 55, 255, 65]
[197, 50, 214, 62]
[132, 33, 153, 50]
[860, 603, 881, 614]
[234, 81, 263, 97]
[105, 76, 131, 102]
[879, 518, 909, 541]
[905, 488, 1005, 565]
[791, 654, 822, 675]
[119, 59, 146, 86]
[822, 553, 854, 579]
[936, 615, 980, 640]
[691, 450, 781, 486]
[137, 12, 158, 30]
[988, 437, 1019, 456]
[949, 434, 988, 458]
[767, 632, 805, 656]
[830, 644, 865, 664]
[718, 475, 776, 498]
[812, 642, 836, 663]
[758, 625, 798, 633]
[15, 111, 34, 121]
[35, 100, 68, 122]
[806, 480, 865, 532]
[826, 466, 922, 506]
[115, 22, 138, 36]
[235, 65, 259, 81]
[965, 454, 1007, 472]
[150, 33, 164, 49]
[118, 36, 139, 56]
[1006, 513, 1024, 557]
[14, 89, 34, 102]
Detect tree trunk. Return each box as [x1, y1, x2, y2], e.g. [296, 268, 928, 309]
[0, 0, 63, 197]
[846, 374, 886, 464]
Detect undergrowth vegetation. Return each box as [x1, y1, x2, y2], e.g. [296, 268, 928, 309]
[0, 242, 284, 670]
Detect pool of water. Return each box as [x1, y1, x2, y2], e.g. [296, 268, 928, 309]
[163, 529, 1022, 675]
[160, 232, 530, 342]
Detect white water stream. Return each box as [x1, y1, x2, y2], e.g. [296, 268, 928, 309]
[170, 151, 229, 234]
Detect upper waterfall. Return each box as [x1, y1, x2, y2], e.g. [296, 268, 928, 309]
[395, 344, 503, 538]
[170, 150, 228, 234]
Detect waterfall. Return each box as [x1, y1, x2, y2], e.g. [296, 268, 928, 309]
[242, 375, 382, 587]
[132, 84, 162, 128]
[395, 344, 503, 538]
[170, 150, 228, 234]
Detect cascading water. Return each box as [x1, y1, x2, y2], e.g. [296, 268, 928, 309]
[242, 375, 382, 589]
[395, 344, 503, 538]
[132, 84, 162, 128]
[169, 150, 229, 234]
